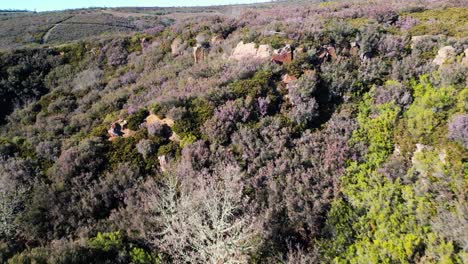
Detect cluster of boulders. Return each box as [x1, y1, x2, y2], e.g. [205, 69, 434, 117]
[170, 30, 370, 67]
[108, 119, 129, 139]
[107, 112, 181, 172]
[432, 45, 468, 66]
[171, 33, 227, 64]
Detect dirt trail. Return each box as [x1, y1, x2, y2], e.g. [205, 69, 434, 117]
[41, 14, 138, 44]
[41, 16, 73, 44]
[101, 9, 159, 18]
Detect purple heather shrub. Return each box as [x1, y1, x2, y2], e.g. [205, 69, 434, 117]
[373, 81, 412, 109]
[215, 99, 252, 123]
[180, 140, 211, 171]
[219, 59, 263, 84]
[103, 39, 129, 67]
[147, 122, 171, 137]
[378, 155, 409, 181]
[136, 139, 155, 159]
[288, 73, 319, 125]
[50, 137, 105, 185]
[447, 114, 468, 147]
[257, 97, 270, 117]
[378, 35, 407, 59]
[396, 16, 419, 31]
[144, 25, 165, 35]
[119, 71, 138, 85]
[36, 140, 61, 161]
[203, 99, 253, 144]
[391, 54, 434, 81]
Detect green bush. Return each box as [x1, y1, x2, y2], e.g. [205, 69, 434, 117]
[190, 97, 214, 125]
[130, 247, 162, 264]
[127, 109, 149, 130]
[230, 70, 275, 98]
[324, 75, 465, 263]
[405, 76, 455, 142]
[89, 231, 123, 251]
[157, 141, 180, 159]
[180, 133, 197, 148]
[403, 7, 468, 37]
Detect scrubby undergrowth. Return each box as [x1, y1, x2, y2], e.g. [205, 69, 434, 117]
[0, 0, 467, 263]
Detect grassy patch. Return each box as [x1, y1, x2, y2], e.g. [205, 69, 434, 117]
[402, 7, 468, 37]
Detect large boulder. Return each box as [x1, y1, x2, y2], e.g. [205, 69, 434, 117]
[211, 35, 224, 45]
[230, 41, 272, 61]
[462, 48, 468, 66]
[257, 44, 273, 59]
[282, 74, 297, 85]
[171, 37, 184, 56]
[193, 44, 207, 64]
[195, 32, 209, 46]
[433, 46, 456, 66]
[272, 44, 293, 64]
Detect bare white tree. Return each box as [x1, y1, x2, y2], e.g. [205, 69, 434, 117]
[147, 163, 259, 264]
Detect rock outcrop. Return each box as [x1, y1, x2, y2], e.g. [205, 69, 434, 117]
[211, 35, 224, 45]
[195, 33, 209, 46]
[158, 155, 169, 172]
[462, 49, 468, 66]
[193, 44, 206, 63]
[257, 44, 273, 59]
[282, 74, 297, 84]
[230, 41, 272, 61]
[145, 114, 179, 142]
[272, 44, 293, 64]
[433, 46, 456, 66]
[316, 45, 339, 62]
[108, 119, 134, 140]
[171, 38, 184, 56]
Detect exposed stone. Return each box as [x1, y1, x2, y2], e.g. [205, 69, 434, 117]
[349, 41, 360, 57]
[230, 41, 272, 61]
[272, 44, 293, 64]
[171, 37, 184, 56]
[257, 44, 273, 59]
[433, 46, 456, 66]
[193, 44, 206, 63]
[108, 119, 134, 140]
[195, 32, 209, 46]
[158, 155, 169, 172]
[462, 49, 468, 66]
[108, 122, 123, 137]
[140, 37, 149, 50]
[293, 46, 306, 57]
[145, 114, 174, 127]
[327, 46, 338, 61]
[350, 46, 359, 56]
[316, 45, 338, 62]
[317, 46, 329, 60]
[230, 42, 257, 60]
[211, 35, 224, 45]
[282, 74, 297, 84]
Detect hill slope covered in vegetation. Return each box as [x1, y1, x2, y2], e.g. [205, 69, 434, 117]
[0, 0, 467, 263]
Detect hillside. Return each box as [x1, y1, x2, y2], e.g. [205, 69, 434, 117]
[0, 0, 467, 263]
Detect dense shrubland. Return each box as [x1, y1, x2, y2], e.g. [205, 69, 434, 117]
[0, 0, 467, 263]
